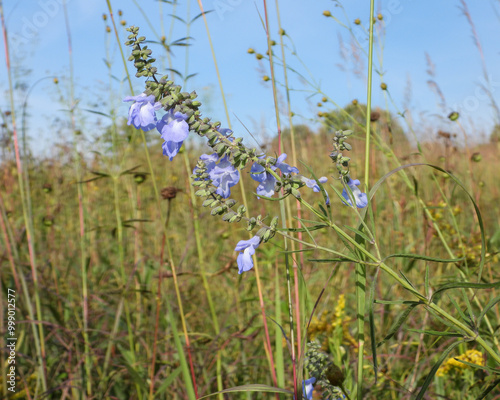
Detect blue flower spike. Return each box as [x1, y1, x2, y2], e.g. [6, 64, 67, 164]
[250, 153, 299, 198]
[341, 178, 368, 208]
[157, 109, 190, 160]
[302, 377, 316, 400]
[123, 93, 161, 131]
[302, 176, 330, 205]
[234, 235, 261, 273]
[193, 153, 240, 199]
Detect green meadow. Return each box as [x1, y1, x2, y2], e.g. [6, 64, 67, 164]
[1, 1, 500, 399]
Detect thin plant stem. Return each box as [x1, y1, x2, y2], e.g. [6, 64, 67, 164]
[196, 0, 279, 392]
[104, 3, 198, 398]
[0, 1, 47, 392]
[262, 1, 295, 397]
[61, 1, 92, 396]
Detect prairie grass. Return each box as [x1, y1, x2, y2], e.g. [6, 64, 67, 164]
[1, 1, 500, 400]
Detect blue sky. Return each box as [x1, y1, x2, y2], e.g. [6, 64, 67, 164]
[1, 0, 500, 156]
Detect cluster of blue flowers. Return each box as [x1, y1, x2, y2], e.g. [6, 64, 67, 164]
[124, 93, 190, 160]
[124, 92, 367, 276]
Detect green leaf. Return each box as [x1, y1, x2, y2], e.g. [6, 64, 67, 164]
[415, 340, 466, 400]
[383, 253, 464, 263]
[406, 329, 463, 337]
[344, 225, 373, 244]
[154, 366, 182, 397]
[369, 268, 381, 382]
[476, 378, 500, 400]
[197, 384, 293, 399]
[431, 281, 500, 302]
[454, 358, 499, 373]
[478, 294, 500, 327]
[377, 301, 421, 347]
[82, 108, 112, 118]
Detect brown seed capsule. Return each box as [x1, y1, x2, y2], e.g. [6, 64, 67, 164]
[118, 10, 123, 16]
[102, 13, 107, 21]
[437, 130, 451, 139]
[53, 78, 59, 84]
[106, 26, 111, 33]
[325, 363, 345, 387]
[120, 20, 126, 26]
[370, 111, 380, 122]
[161, 187, 180, 200]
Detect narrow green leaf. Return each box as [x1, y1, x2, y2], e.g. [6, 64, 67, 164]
[344, 225, 373, 244]
[476, 378, 500, 400]
[154, 366, 182, 397]
[197, 384, 293, 399]
[407, 329, 463, 337]
[432, 281, 500, 302]
[478, 294, 500, 327]
[383, 253, 464, 263]
[377, 302, 421, 347]
[369, 268, 381, 381]
[415, 340, 466, 400]
[454, 358, 499, 373]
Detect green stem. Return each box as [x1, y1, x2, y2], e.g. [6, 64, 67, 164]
[0, 1, 47, 392]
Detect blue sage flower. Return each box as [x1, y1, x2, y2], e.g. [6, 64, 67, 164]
[123, 93, 161, 131]
[302, 176, 330, 205]
[251, 153, 299, 197]
[302, 377, 316, 400]
[234, 235, 261, 273]
[209, 156, 240, 198]
[341, 178, 368, 208]
[194, 153, 239, 198]
[157, 109, 190, 161]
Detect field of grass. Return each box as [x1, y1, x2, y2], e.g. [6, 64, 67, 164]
[1, 1, 500, 399]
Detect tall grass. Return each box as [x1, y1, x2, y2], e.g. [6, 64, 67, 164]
[1, 1, 500, 400]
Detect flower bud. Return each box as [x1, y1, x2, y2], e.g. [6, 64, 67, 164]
[323, 10, 331, 17]
[354, 18, 361, 25]
[380, 82, 388, 90]
[247, 48, 255, 54]
[256, 53, 264, 60]
[448, 111, 459, 121]
[352, 99, 358, 105]
[377, 13, 383, 20]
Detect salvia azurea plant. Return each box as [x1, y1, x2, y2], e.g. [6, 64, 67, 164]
[123, 26, 499, 399]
